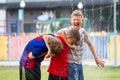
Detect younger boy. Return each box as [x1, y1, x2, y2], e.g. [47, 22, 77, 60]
[19, 34, 63, 80]
[47, 28, 80, 80]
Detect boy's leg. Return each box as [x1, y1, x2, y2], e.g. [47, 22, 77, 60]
[19, 66, 22, 80]
[48, 74, 67, 80]
[19, 66, 26, 80]
[68, 63, 84, 80]
[78, 64, 84, 80]
[25, 67, 41, 80]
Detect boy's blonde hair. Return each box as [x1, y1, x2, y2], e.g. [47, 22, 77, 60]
[71, 10, 84, 19]
[48, 37, 63, 54]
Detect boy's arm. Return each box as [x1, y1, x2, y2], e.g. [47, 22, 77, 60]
[43, 35, 55, 58]
[29, 52, 35, 59]
[57, 29, 67, 43]
[43, 35, 51, 51]
[57, 29, 75, 49]
[86, 40, 105, 67]
[57, 28, 66, 40]
[29, 52, 47, 59]
[29, 35, 52, 59]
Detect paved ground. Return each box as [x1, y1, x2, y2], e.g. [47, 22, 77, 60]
[0, 60, 120, 66]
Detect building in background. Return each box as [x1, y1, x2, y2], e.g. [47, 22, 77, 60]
[0, 0, 119, 35]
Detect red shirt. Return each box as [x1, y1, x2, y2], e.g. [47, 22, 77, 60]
[47, 36, 69, 77]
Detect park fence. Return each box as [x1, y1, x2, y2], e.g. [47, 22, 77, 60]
[0, 35, 120, 61]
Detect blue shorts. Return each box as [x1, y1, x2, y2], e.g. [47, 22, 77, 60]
[67, 63, 84, 80]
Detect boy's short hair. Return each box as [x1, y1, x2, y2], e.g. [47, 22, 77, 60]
[66, 28, 80, 42]
[48, 37, 63, 54]
[71, 10, 84, 19]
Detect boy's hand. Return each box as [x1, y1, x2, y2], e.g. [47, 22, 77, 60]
[45, 53, 51, 59]
[95, 57, 105, 68]
[45, 50, 55, 59]
[45, 50, 51, 58]
[70, 45, 77, 52]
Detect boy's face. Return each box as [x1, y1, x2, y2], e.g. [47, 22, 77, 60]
[66, 36, 76, 45]
[71, 15, 83, 30]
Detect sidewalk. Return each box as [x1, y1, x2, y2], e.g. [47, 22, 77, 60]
[0, 60, 120, 66]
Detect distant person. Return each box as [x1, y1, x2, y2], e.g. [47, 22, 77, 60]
[47, 29, 80, 80]
[57, 10, 105, 80]
[19, 34, 63, 80]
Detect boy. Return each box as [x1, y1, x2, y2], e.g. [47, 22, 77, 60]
[57, 10, 105, 80]
[47, 29, 80, 80]
[19, 34, 63, 80]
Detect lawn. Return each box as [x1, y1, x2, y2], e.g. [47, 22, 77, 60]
[0, 65, 120, 80]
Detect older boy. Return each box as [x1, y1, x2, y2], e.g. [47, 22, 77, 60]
[57, 10, 105, 80]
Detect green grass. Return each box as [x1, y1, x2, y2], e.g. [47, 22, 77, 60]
[83, 65, 120, 80]
[0, 66, 120, 80]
